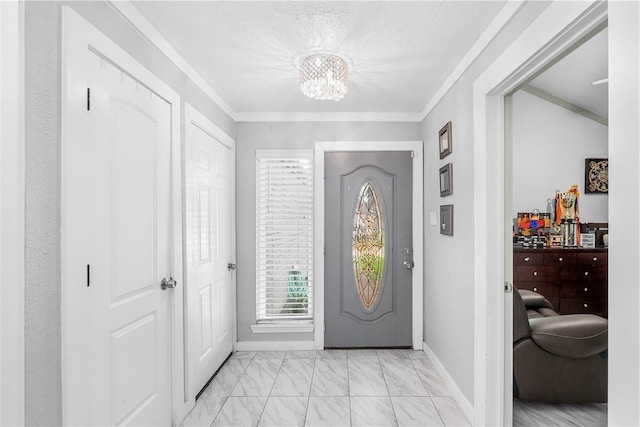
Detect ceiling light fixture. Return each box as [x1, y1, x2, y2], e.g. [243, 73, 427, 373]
[299, 54, 349, 101]
[591, 77, 609, 86]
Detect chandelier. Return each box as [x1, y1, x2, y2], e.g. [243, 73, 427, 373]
[299, 54, 349, 101]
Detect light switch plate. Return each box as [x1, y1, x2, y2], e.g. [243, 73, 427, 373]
[429, 211, 437, 226]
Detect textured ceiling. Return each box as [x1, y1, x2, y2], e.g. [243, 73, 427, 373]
[132, 1, 507, 114]
[529, 28, 608, 118]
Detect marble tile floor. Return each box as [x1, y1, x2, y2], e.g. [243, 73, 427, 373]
[514, 399, 607, 427]
[180, 349, 470, 427]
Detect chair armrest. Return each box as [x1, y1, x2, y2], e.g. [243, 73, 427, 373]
[520, 289, 556, 312]
[529, 314, 608, 358]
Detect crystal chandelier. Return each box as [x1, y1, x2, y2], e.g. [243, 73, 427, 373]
[299, 54, 349, 101]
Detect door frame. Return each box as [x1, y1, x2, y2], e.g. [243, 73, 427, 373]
[183, 103, 237, 401]
[314, 141, 424, 350]
[61, 7, 187, 424]
[0, 2, 25, 425]
[471, 1, 607, 424]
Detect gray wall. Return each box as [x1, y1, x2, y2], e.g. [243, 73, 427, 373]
[25, 3, 63, 424]
[421, 1, 552, 404]
[24, 2, 233, 424]
[235, 122, 422, 342]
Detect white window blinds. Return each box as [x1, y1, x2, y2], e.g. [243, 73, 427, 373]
[256, 151, 313, 321]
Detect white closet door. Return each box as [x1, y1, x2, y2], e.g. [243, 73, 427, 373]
[62, 10, 178, 426]
[185, 106, 235, 397]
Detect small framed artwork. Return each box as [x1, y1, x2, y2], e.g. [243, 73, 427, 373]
[439, 163, 453, 197]
[585, 158, 608, 193]
[439, 121, 452, 159]
[440, 204, 453, 236]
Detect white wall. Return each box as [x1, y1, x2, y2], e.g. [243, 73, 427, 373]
[608, 1, 640, 424]
[512, 90, 608, 222]
[0, 2, 25, 425]
[421, 1, 552, 405]
[235, 121, 422, 343]
[24, 2, 233, 424]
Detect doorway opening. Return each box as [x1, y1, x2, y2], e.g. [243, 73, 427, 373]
[471, 2, 607, 425]
[508, 24, 609, 425]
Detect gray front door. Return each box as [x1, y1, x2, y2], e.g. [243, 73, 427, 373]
[325, 151, 413, 348]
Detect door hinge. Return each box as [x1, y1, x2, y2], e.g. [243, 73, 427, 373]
[504, 281, 513, 293]
[87, 88, 91, 111]
[411, 151, 417, 158]
[324, 320, 326, 333]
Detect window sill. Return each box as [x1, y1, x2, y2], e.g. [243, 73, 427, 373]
[250, 322, 315, 334]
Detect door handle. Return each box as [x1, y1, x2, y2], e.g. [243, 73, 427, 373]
[161, 277, 177, 290]
[227, 262, 237, 271]
[402, 260, 414, 269]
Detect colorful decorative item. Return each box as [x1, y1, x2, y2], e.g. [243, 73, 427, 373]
[555, 185, 580, 223]
[553, 185, 581, 247]
[516, 212, 551, 237]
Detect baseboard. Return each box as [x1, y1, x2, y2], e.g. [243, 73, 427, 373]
[235, 340, 316, 352]
[423, 341, 474, 423]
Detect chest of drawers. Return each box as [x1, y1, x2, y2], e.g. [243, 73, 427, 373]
[513, 247, 608, 317]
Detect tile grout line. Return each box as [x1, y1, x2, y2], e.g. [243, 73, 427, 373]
[346, 352, 352, 427]
[255, 355, 286, 427]
[409, 357, 447, 427]
[302, 353, 318, 427]
[208, 352, 256, 427]
[377, 352, 400, 427]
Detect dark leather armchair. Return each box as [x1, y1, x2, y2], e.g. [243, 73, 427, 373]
[513, 287, 608, 403]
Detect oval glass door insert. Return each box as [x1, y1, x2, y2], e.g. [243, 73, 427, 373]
[352, 180, 385, 310]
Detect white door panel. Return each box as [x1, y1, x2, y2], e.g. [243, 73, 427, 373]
[63, 22, 175, 426]
[185, 107, 234, 397]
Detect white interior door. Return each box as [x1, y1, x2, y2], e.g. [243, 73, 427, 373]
[185, 105, 235, 397]
[62, 9, 181, 426]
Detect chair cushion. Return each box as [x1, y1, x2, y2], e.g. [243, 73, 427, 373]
[527, 308, 559, 319]
[529, 314, 608, 358]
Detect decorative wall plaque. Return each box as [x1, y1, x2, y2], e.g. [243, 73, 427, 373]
[585, 158, 608, 194]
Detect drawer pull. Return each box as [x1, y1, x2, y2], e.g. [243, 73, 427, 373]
[584, 303, 588, 308]
[593, 257, 598, 262]
[584, 271, 589, 276]
[533, 287, 538, 292]
[533, 271, 538, 277]
[524, 257, 530, 262]
[584, 287, 588, 292]
[558, 257, 563, 262]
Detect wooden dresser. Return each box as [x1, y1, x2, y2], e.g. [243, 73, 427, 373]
[513, 247, 608, 317]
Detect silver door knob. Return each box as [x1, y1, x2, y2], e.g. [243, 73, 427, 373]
[227, 263, 237, 271]
[402, 260, 414, 269]
[161, 277, 177, 290]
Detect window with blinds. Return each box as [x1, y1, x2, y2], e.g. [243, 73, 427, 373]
[256, 151, 313, 321]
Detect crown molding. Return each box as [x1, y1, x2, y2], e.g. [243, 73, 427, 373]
[106, 0, 524, 124]
[420, 0, 526, 120]
[235, 111, 423, 122]
[106, 0, 237, 120]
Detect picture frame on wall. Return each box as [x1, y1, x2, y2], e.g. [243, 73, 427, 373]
[439, 163, 453, 197]
[439, 121, 452, 159]
[585, 158, 608, 193]
[440, 204, 453, 236]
